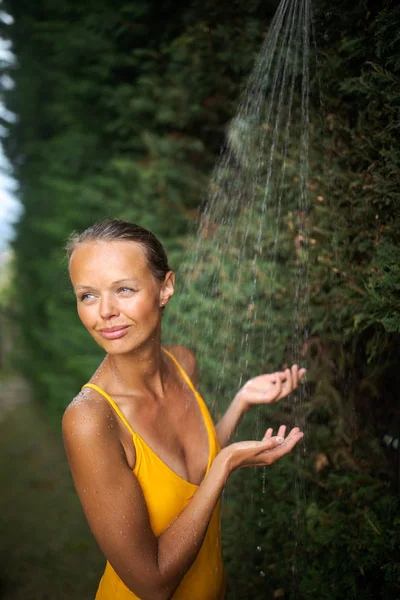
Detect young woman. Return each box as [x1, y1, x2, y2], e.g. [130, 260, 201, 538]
[63, 220, 305, 600]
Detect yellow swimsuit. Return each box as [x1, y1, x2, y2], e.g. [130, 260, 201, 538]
[82, 348, 226, 600]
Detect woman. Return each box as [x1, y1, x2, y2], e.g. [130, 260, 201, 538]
[63, 219, 305, 600]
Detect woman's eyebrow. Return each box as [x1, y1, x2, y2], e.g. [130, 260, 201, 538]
[112, 278, 139, 285]
[74, 279, 139, 291]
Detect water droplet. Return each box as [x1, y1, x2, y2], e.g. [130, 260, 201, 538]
[260, 570, 266, 577]
[257, 545, 262, 552]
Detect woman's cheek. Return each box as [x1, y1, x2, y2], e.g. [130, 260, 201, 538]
[77, 303, 85, 323]
[129, 294, 151, 314]
[77, 303, 95, 327]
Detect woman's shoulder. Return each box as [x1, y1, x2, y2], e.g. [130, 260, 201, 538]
[164, 344, 198, 384]
[62, 385, 119, 444]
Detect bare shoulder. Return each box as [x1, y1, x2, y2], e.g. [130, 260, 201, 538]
[62, 387, 119, 447]
[164, 344, 198, 385]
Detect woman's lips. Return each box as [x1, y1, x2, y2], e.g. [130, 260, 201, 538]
[99, 325, 130, 340]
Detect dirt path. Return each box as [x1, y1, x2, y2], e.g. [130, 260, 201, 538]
[0, 374, 104, 600]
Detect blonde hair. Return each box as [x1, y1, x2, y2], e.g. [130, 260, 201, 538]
[66, 220, 170, 282]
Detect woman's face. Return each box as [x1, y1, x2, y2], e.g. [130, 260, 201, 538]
[69, 240, 174, 354]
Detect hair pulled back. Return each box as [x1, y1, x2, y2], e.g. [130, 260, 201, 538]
[66, 220, 171, 282]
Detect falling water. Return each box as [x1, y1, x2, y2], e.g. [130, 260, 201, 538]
[169, 0, 315, 596]
[175, 0, 313, 375]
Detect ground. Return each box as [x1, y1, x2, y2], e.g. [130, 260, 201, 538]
[0, 373, 104, 600]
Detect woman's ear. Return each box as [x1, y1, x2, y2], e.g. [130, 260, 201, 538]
[160, 271, 175, 308]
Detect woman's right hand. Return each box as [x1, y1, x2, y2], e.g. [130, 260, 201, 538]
[222, 425, 304, 473]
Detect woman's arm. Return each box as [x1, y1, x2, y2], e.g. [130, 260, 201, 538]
[167, 346, 306, 449]
[215, 393, 248, 449]
[216, 365, 306, 448]
[63, 399, 303, 600]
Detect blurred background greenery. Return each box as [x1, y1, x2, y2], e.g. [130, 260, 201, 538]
[0, 0, 399, 598]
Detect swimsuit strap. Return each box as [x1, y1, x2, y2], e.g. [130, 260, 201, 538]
[82, 349, 203, 440]
[82, 383, 136, 437]
[162, 348, 216, 457]
[162, 348, 199, 398]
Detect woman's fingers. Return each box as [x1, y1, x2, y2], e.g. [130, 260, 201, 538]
[239, 365, 307, 407]
[261, 426, 298, 448]
[228, 427, 304, 471]
[280, 368, 292, 397]
[275, 365, 306, 400]
[259, 428, 303, 460]
[236, 436, 284, 457]
[291, 364, 298, 388]
[277, 424, 286, 438]
[279, 428, 303, 451]
[262, 425, 287, 443]
[262, 428, 274, 440]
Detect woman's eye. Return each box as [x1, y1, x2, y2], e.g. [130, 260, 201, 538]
[79, 293, 95, 302]
[118, 287, 136, 295]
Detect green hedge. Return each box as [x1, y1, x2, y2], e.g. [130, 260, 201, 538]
[2, 0, 400, 597]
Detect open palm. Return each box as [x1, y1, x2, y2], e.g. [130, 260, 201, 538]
[236, 364, 306, 409]
[226, 425, 304, 470]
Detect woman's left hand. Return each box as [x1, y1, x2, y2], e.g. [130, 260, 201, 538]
[235, 365, 306, 411]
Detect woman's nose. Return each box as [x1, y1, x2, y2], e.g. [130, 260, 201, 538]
[99, 294, 119, 320]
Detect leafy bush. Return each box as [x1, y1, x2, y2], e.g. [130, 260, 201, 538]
[2, 0, 400, 597]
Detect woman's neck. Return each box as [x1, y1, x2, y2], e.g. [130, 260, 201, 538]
[97, 336, 168, 400]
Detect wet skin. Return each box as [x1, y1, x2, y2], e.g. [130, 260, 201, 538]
[69, 241, 213, 486]
[64, 239, 305, 600]
[69, 240, 174, 356]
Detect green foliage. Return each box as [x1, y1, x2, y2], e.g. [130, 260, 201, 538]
[166, 1, 400, 596]
[2, 0, 400, 598]
[2, 0, 275, 409]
